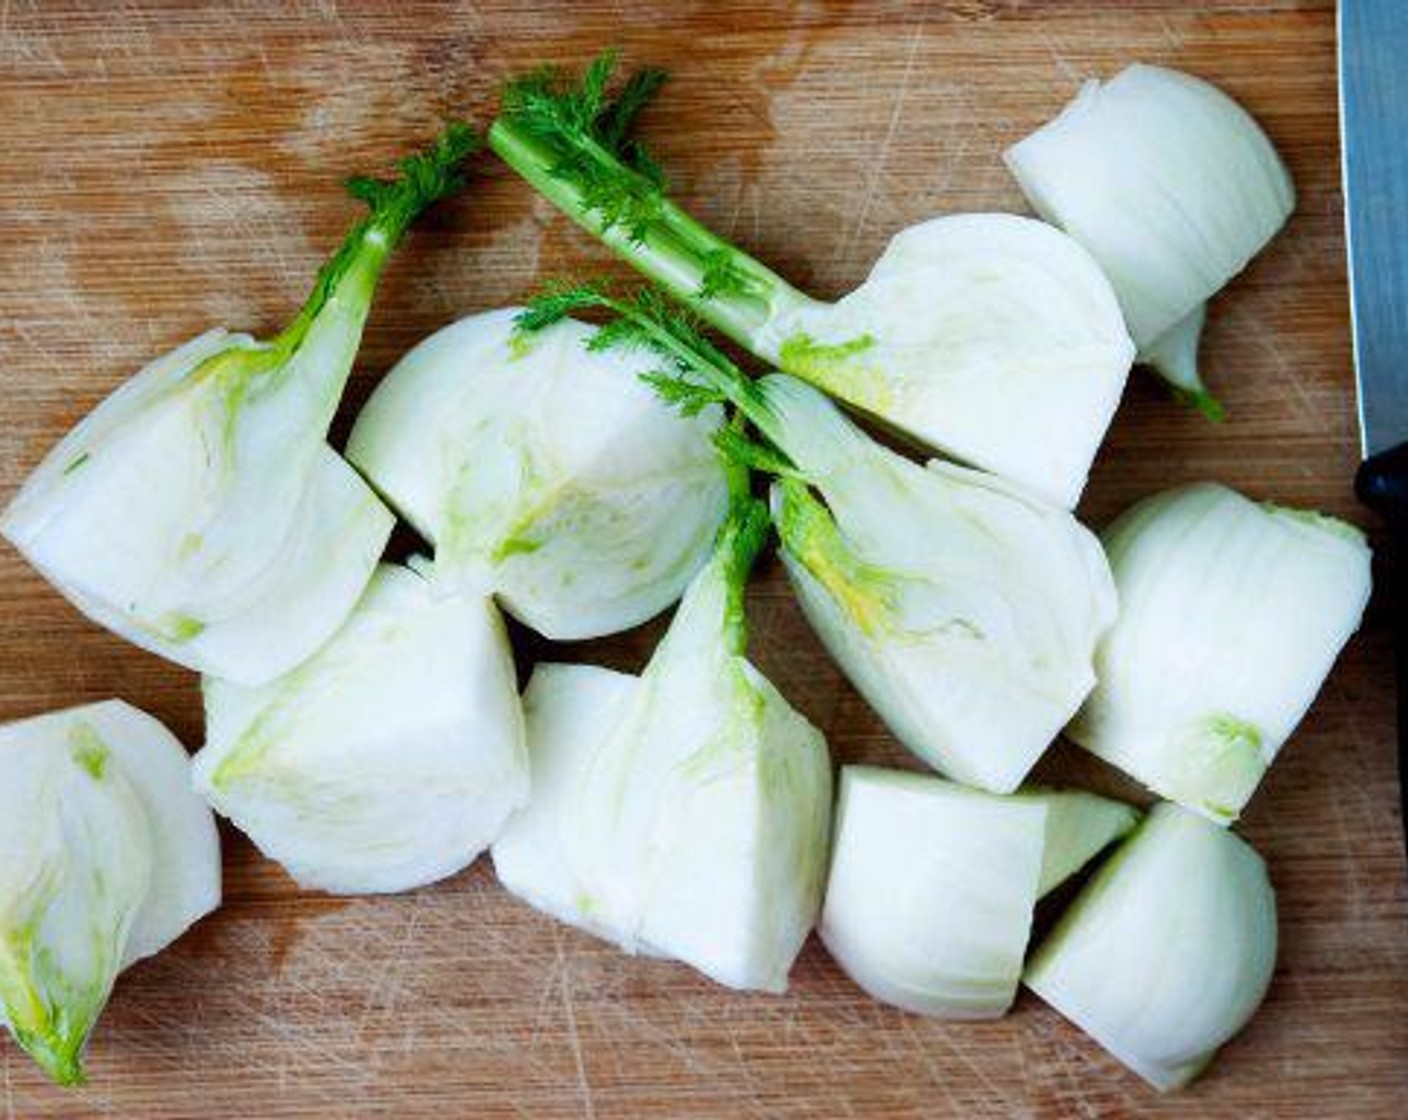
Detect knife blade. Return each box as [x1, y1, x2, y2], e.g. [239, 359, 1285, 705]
[1341, 0, 1408, 458]
[1340, 0, 1408, 849]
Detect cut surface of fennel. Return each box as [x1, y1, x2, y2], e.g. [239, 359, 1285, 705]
[0, 701, 220, 1085]
[760, 374, 1118, 793]
[195, 561, 527, 895]
[347, 309, 729, 640]
[493, 503, 833, 992]
[818, 766, 1138, 1019]
[1071, 483, 1371, 823]
[1025, 803, 1277, 1091]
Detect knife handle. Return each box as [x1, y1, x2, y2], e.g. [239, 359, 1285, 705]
[1356, 441, 1408, 843]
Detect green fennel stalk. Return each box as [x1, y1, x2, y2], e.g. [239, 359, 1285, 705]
[491, 53, 813, 352]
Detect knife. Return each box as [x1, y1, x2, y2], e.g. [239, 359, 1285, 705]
[1340, 0, 1408, 838]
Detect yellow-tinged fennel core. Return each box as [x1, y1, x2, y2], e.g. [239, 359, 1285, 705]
[1070, 483, 1372, 825]
[0, 702, 220, 1086]
[345, 307, 729, 641]
[0, 123, 478, 685]
[820, 766, 1139, 1020]
[493, 493, 834, 993]
[1025, 803, 1278, 1092]
[514, 281, 1117, 794]
[490, 52, 1133, 508]
[1005, 64, 1295, 418]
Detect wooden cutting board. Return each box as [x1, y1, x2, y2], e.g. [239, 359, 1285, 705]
[1, 1, 1404, 1116]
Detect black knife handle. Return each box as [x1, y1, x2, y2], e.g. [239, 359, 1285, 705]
[1356, 441, 1408, 848]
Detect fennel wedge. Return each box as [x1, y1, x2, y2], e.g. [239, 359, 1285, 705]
[491, 53, 1133, 508]
[2, 124, 478, 684]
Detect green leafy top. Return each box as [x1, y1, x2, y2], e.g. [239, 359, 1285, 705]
[183, 120, 479, 413]
[499, 50, 669, 242]
[493, 52, 800, 343]
[515, 280, 786, 446]
[274, 120, 481, 353]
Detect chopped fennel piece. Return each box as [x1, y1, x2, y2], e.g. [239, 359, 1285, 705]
[0, 702, 220, 1085]
[195, 561, 526, 895]
[491, 663, 642, 945]
[347, 308, 728, 640]
[1022, 786, 1141, 898]
[491, 53, 1133, 508]
[1005, 64, 1294, 414]
[515, 283, 1117, 794]
[764, 376, 1117, 793]
[1025, 803, 1277, 1092]
[1070, 483, 1372, 824]
[1, 123, 478, 684]
[1139, 305, 1223, 420]
[819, 766, 1138, 1018]
[493, 497, 833, 992]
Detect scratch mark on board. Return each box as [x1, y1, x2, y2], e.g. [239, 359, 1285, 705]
[555, 925, 596, 1119]
[839, 14, 926, 265]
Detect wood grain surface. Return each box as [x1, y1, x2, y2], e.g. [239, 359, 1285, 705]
[1, 1, 1405, 1116]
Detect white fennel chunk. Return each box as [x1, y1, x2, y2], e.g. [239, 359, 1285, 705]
[493, 497, 833, 993]
[0, 701, 219, 1086]
[195, 561, 526, 895]
[1026, 803, 1277, 1091]
[1071, 483, 1371, 824]
[1, 124, 478, 684]
[1005, 64, 1294, 416]
[347, 308, 728, 640]
[819, 766, 1138, 1018]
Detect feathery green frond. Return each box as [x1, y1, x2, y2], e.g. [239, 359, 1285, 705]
[514, 279, 613, 334]
[499, 50, 669, 240]
[713, 425, 799, 481]
[519, 279, 792, 451]
[344, 119, 481, 239]
[274, 120, 480, 354]
[600, 67, 669, 150]
[640, 371, 727, 417]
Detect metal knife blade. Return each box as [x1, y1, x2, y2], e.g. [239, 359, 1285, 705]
[1340, 0, 1408, 458]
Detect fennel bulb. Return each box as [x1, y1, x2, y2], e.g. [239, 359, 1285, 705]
[516, 284, 1117, 794]
[493, 498, 833, 992]
[1005, 64, 1294, 415]
[1025, 802, 1277, 1091]
[1, 124, 478, 685]
[347, 308, 729, 640]
[195, 561, 526, 895]
[1071, 483, 1372, 824]
[764, 376, 1116, 793]
[491, 53, 1134, 508]
[819, 766, 1137, 1018]
[0, 702, 220, 1085]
